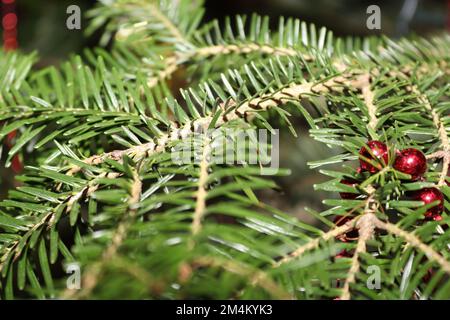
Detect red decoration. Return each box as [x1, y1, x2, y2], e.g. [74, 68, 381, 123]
[412, 188, 444, 220]
[334, 216, 358, 241]
[339, 179, 359, 199]
[393, 148, 427, 180]
[1, 0, 17, 50]
[359, 140, 389, 173]
[1, 0, 21, 173]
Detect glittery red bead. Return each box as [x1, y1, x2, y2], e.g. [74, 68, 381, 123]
[412, 188, 444, 220]
[339, 179, 359, 199]
[359, 140, 388, 173]
[334, 216, 358, 241]
[393, 148, 427, 180]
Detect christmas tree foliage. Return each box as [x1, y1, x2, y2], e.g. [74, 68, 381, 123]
[0, 0, 449, 299]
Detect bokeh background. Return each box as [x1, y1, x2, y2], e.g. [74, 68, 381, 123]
[2, 0, 449, 221]
[13, 0, 449, 63]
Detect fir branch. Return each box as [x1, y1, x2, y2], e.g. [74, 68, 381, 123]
[273, 217, 357, 267]
[374, 219, 450, 274]
[145, 43, 308, 88]
[0, 211, 53, 272]
[64, 169, 142, 299]
[195, 44, 304, 59]
[67, 74, 347, 174]
[191, 136, 211, 236]
[146, 1, 186, 42]
[412, 87, 450, 186]
[358, 73, 378, 132]
[191, 256, 292, 299]
[146, 55, 179, 88]
[340, 210, 377, 300]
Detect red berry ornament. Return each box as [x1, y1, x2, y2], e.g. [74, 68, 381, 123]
[393, 148, 427, 180]
[339, 179, 359, 199]
[359, 140, 389, 173]
[413, 188, 444, 220]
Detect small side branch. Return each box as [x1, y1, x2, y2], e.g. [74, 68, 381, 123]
[355, 73, 378, 131]
[191, 136, 211, 236]
[195, 44, 308, 59]
[63, 170, 142, 299]
[192, 257, 292, 299]
[146, 3, 186, 42]
[273, 217, 357, 267]
[412, 86, 450, 186]
[374, 219, 450, 274]
[68, 76, 347, 175]
[340, 212, 377, 300]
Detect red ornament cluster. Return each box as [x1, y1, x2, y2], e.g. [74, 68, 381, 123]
[337, 140, 445, 221]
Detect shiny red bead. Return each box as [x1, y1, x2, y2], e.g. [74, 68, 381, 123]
[412, 188, 444, 220]
[339, 179, 359, 199]
[334, 216, 358, 241]
[393, 148, 427, 180]
[359, 140, 389, 173]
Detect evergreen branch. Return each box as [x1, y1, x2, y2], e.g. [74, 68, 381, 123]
[412, 87, 450, 186]
[109, 256, 162, 294]
[195, 44, 303, 59]
[0, 211, 53, 273]
[358, 73, 378, 131]
[2, 4, 449, 298]
[273, 217, 356, 267]
[146, 2, 186, 42]
[146, 55, 179, 88]
[64, 169, 142, 299]
[191, 136, 211, 236]
[0, 170, 123, 278]
[67, 117, 212, 174]
[64, 172, 122, 212]
[191, 256, 292, 299]
[374, 219, 450, 274]
[145, 43, 308, 88]
[340, 210, 377, 300]
[68, 74, 347, 173]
